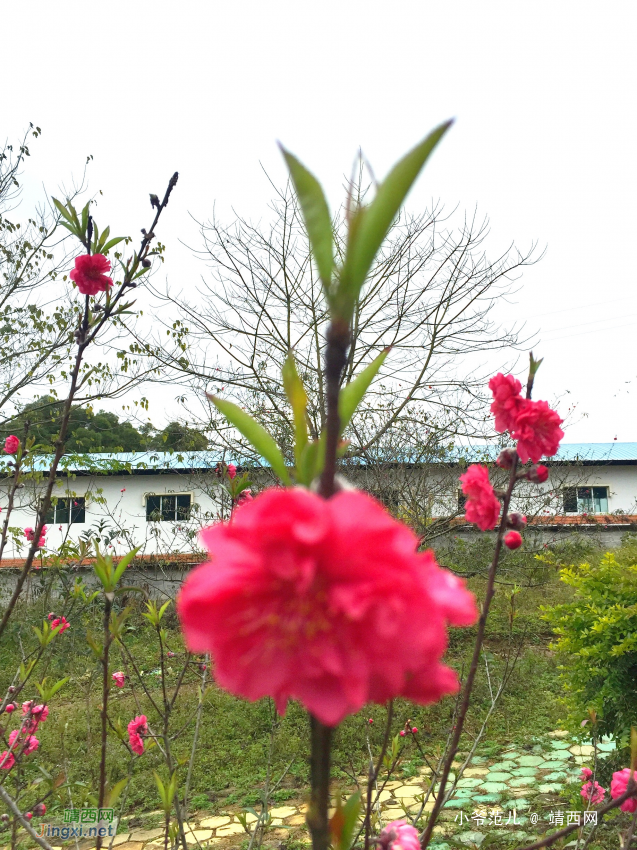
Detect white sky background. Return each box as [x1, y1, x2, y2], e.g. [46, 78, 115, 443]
[2, 0, 636, 442]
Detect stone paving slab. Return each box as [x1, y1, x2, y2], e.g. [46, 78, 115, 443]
[10, 730, 618, 850]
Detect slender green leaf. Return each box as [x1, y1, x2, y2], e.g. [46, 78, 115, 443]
[208, 395, 290, 484]
[282, 351, 308, 466]
[101, 236, 125, 253]
[106, 777, 129, 808]
[338, 348, 389, 434]
[112, 546, 141, 586]
[341, 121, 452, 311]
[340, 792, 361, 850]
[280, 146, 333, 289]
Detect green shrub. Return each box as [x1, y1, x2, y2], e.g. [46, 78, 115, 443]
[542, 535, 637, 742]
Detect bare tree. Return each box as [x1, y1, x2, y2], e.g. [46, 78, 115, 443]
[142, 172, 538, 467]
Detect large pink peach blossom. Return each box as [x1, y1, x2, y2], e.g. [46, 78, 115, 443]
[178, 488, 477, 726]
[510, 399, 564, 463]
[611, 768, 637, 812]
[70, 254, 113, 296]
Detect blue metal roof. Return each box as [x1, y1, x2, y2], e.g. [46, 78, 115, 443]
[18, 443, 637, 474]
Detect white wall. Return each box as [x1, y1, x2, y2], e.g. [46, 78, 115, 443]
[1, 463, 635, 560]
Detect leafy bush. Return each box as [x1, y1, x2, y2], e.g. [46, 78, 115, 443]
[542, 534, 637, 742]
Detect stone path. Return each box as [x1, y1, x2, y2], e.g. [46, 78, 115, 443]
[15, 731, 616, 849]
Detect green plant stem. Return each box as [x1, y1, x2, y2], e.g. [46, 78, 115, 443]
[307, 716, 333, 850]
[318, 318, 350, 498]
[96, 594, 113, 850]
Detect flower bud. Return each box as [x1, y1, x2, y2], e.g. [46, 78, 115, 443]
[506, 513, 527, 531]
[411, 726, 418, 734]
[504, 531, 523, 550]
[496, 448, 517, 469]
[399, 730, 406, 737]
[526, 464, 549, 483]
[5, 704, 14, 714]
[25, 813, 32, 820]
[7, 687, 15, 694]
[368, 718, 373, 725]
[1, 813, 9, 823]
[33, 804, 46, 817]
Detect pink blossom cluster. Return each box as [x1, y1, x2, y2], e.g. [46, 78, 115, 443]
[3, 435, 19, 454]
[70, 254, 113, 296]
[128, 715, 148, 755]
[611, 768, 637, 813]
[24, 526, 47, 548]
[178, 487, 477, 726]
[48, 613, 70, 634]
[0, 701, 49, 771]
[489, 373, 564, 463]
[112, 671, 126, 688]
[458, 374, 563, 543]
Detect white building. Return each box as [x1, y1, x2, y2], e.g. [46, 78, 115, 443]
[1, 442, 636, 565]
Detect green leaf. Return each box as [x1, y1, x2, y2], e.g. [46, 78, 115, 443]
[296, 439, 321, 487]
[282, 351, 308, 466]
[80, 203, 90, 238]
[106, 777, 129, 808]
[340, 792, 361, 850]
[112, 546, 141, 586]
[208, 395, 290, 485]
[280, 146, 333, 290]
[338, 348, 389, 434]
[340, 121, 452, 315]
[101, 236, 126, 253]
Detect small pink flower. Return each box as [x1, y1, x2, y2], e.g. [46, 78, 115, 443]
[368, 718, 374, 725]
[611, 768, 637, 812]
[0, 751, 15, 770]
[33, 804, 46, 817]
[411, 726, 418, 734]
[227, 464, 237, 479]
[236, 488, 254, 506]
[527, 464, 549, 483]
[9, 730, 39, 754]
[5, 704, 14, 714]
[112, 671, 126, 688]
[25, 812, 32, 820]
[167, 650, 176, 658]
[378, 820, 420, 850]
[24, 527, 34, 541]
[581, 780, 605, 805]
[120, 488, 126, 492]
[459, 465, 501, 531]
[128, 715, 148, 755]
[504, 531, 523, 550]
[489, 373, 525, 433]
[70, 254, 113, 296]
[50, 616, 70, 634]
[3, 435, 20, 454]
[399, 730, 406, 737]
[580, 767, 593, 781]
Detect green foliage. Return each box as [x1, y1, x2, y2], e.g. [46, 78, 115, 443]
[542, 535, 637, 742]
[1, 397, 208, 453]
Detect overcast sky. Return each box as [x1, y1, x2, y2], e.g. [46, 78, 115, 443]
[3, 1, 636, 442]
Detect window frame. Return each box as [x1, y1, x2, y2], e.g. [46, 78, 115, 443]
[145, 492, 193, 523]
[44, 496, 86, 525]
[562, 485, 610, 514]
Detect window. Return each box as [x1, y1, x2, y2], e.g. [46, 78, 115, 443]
[44, 497, 86, 525]
[146, 494, 192, 522]
[563, 486, 609, 514]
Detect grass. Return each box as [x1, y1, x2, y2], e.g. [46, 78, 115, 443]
[0, 551, 576, 827]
